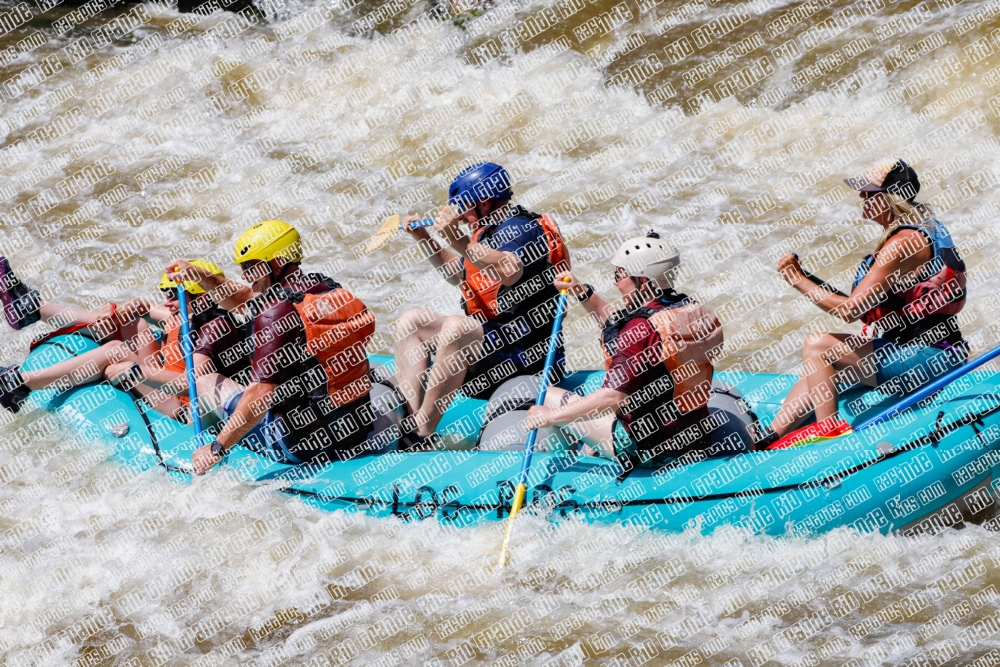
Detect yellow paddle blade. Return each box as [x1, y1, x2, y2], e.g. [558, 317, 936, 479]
[497, 483, 527, 568]
[364, 214, 402, 253]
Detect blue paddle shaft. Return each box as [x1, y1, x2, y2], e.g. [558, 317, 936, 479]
[399, 218, 435, 230]
[516, 292, 569, 485]
[177, 286, 204, 445]
[856, 343, 1000, 431]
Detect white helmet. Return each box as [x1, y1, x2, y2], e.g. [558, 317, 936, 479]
[611, 233, 681, 290]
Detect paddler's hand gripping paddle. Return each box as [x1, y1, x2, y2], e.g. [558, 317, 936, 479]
[791, 253, 848, 297]
[498, 276, 571, 568]
[364, 215, 435, 253]
[177, 285, 205, 447]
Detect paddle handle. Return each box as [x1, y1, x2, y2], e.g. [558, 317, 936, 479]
[518, 292, 569, 479]
[177, 286, 204, 445]
[498, 287, 569, 568]
[792, 254, 848, 297]
[400, 218, 435, 231]
[856, 342, 1000, 431]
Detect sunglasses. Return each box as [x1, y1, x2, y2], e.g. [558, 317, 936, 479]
[613, 267, 630, 283]
[160, 287, 178, 300]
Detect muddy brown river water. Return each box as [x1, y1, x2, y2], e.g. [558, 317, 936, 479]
[2, 0, 1000, 664]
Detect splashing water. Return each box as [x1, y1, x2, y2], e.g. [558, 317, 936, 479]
[3, 0, 1000, 663]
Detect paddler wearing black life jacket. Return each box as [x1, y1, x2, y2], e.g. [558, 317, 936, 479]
[168, 220, 377, 475]
[0, 256, 185, 416]
[763, 159, 969, 445]
[393, 162, 570, 450]
[525, 232, 745, 469]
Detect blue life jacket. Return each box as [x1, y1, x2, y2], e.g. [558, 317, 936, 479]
[851, 220, 966, 347]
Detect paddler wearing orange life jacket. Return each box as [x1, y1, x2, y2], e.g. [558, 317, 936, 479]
[0, 256, 177, 414]
[103, 260, 253, 423]
[394, 162, 570, 450]
[526, 232, 748, 469]
[170, 220, 376, 475]
[762, 159, 969, 446]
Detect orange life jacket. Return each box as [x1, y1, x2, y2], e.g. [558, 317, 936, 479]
[159, 318, 192, 407]
[461, 212, 570, 320]
[602, 297, 724, 414]
[286, 283, 376, 409]
[161, 318, 186, 373]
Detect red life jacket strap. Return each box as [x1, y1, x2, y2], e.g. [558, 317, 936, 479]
[28, 323, 92, 351]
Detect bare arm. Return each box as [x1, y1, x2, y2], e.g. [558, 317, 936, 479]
[777, 230, 931, 323]
[140, 352, 214, 393]
[192, 381, 276, 474]
[450, 237, 523, 287]
[403, 216, 464, 286]
[527, 388, 627, 429]
[165, 259, 253, 313]
[433, 206, 524, 287]
[114, 298, 177, 331]
[145, 303, 178, 325]
[554, 272, 617, 327]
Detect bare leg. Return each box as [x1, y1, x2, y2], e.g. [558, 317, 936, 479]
[36, 301, 126, 343]
[768, 377, 814, 437]
[105, 361, 140, 384]
[417, 315, 485, 437]
[393, 309, 451, 417]
[118, 317, 159, 360]
[770, 333, 877, 437]
[39, 302, 97, 327]
[104, 361, 189, 422]
[542, 387, 616, 457]
[20, 341, 136, 390]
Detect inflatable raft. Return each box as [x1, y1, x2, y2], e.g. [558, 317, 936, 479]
[20, 333, 1000, 536]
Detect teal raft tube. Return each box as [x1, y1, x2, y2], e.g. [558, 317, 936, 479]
[20, 333, 1000, 536]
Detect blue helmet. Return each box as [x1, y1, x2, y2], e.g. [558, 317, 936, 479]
[448, 162, 512, 209]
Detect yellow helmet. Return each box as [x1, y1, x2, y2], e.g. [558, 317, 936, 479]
[233, 220, 302, 264]
[159, 259, 225, 295]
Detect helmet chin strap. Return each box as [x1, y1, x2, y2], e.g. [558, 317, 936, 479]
[632, 277, 663, 306]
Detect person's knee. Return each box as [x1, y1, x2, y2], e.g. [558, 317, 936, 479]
[395, 309, 438, 341]
[103, 340, 132, 365]
[543, 387, 570, 409]
[106, 361, 130, 377]
[803, 333, 833, 357]
[105, 361, 136, 385]
[394, 309, 423, 340]
[439, 316, 478, 348]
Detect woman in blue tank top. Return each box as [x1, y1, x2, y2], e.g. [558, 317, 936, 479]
[761, 160, 968, 447]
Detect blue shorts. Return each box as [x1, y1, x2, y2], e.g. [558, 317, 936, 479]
[870, 338, 967, 387]
[222, 391, 302, 465]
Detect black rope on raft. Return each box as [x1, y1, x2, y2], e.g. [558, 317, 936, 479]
[280, 403, 1000, 512]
